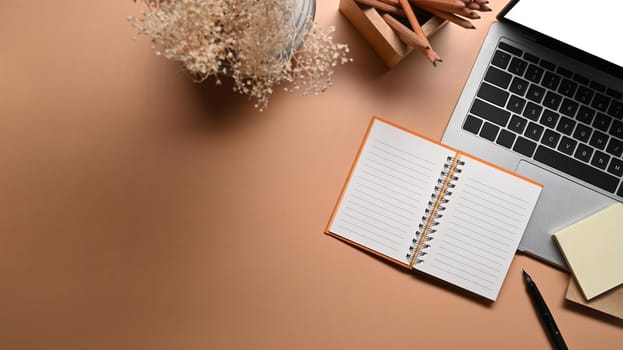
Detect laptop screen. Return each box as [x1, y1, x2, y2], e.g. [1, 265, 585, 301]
[503, 0, 623, 69]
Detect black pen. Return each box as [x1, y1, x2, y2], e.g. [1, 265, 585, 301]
[522, 269, 568, 350]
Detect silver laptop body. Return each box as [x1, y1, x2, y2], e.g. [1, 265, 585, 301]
[442, 1, 623, 269]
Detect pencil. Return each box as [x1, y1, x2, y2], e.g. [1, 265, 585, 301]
[410, 0, 466, 12]
[422, 48, 443, 67]
[382, 13, 430, 50]
[399, 0, 429, 42]
[380, 0, 473, 12]
[460, 0, 488, 5]
[456, 7, 480, 19]
[467, 2, 480, 10]
[383, 0, 487, 13]
[398, 0, 442, 65]
[479, 3, 492, 11]
[354, 0, 406, 17]
[418, 4, 476, 29]
[377, 0, 400, 6]
[457, 0, 491, 12]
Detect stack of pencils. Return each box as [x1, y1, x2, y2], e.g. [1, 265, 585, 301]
[354, 0, 491, 65]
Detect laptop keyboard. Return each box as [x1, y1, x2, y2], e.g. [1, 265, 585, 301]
[462, 40, 623, 198]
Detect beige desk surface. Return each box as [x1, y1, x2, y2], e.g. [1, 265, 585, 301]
[1, 1, 621, 349]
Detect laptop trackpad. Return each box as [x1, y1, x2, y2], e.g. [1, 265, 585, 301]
[514, 160, 614, 270]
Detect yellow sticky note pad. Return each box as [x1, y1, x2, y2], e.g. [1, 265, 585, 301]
[554, 203, 623, 300]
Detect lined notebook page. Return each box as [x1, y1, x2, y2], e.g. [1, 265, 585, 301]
[415, 153, 542, 301]
[328, 120, 454, 265]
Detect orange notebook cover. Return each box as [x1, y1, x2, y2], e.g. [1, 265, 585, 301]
[325, 116, 542, 301]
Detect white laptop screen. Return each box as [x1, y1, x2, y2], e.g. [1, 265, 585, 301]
[504, 0, 623, 69]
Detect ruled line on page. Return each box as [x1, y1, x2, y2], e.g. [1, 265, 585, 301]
[364, 163, 428, 192]
[439, 224, 509, 258]
[457, 189, 526, 216]
[439, 237, 505, 265]
[450, 211, 515, 245]
[465, 177, 531, 205]
[335, 224, 401, 254]
[456, 196, 522, 223]
[454, 205, 521, 229]
[368, 150, 434, 179]
[351, 189, 414, 216]
[365, 150, 434, 187]
[435, 223, 511, 281]
[354, 181, 419, 209]
[429, 262, 496, 289]
[435, 229, 509, 276]
[436, 252, 499, 280]
[357, 173, 421, 202]
[373, 140, 437, 167]
[461, 181, 529, 211]
[367, 157, 428, 180]
[349, 194, 413, 221]
[342, 211, 406, 241]
[345, 201, 411, 227]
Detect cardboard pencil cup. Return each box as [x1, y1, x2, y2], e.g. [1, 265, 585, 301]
[339, 0, 446, 68]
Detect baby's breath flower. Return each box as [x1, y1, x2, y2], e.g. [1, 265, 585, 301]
[129, 0, 351, 110]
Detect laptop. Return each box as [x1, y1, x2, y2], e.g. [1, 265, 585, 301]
[442, 0, 623, 270]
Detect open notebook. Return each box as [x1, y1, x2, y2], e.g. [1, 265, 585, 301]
[326, 117, 542, 301]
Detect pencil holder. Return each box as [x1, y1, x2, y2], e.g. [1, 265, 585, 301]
[339, 0, 446, 68]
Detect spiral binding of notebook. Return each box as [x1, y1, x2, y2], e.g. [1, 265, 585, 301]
[407, 155, 465, 266]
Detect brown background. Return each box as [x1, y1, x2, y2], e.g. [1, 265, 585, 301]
[1, 1, 621, 349]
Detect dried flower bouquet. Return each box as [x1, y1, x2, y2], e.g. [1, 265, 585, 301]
[129, 0, 352, 110]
